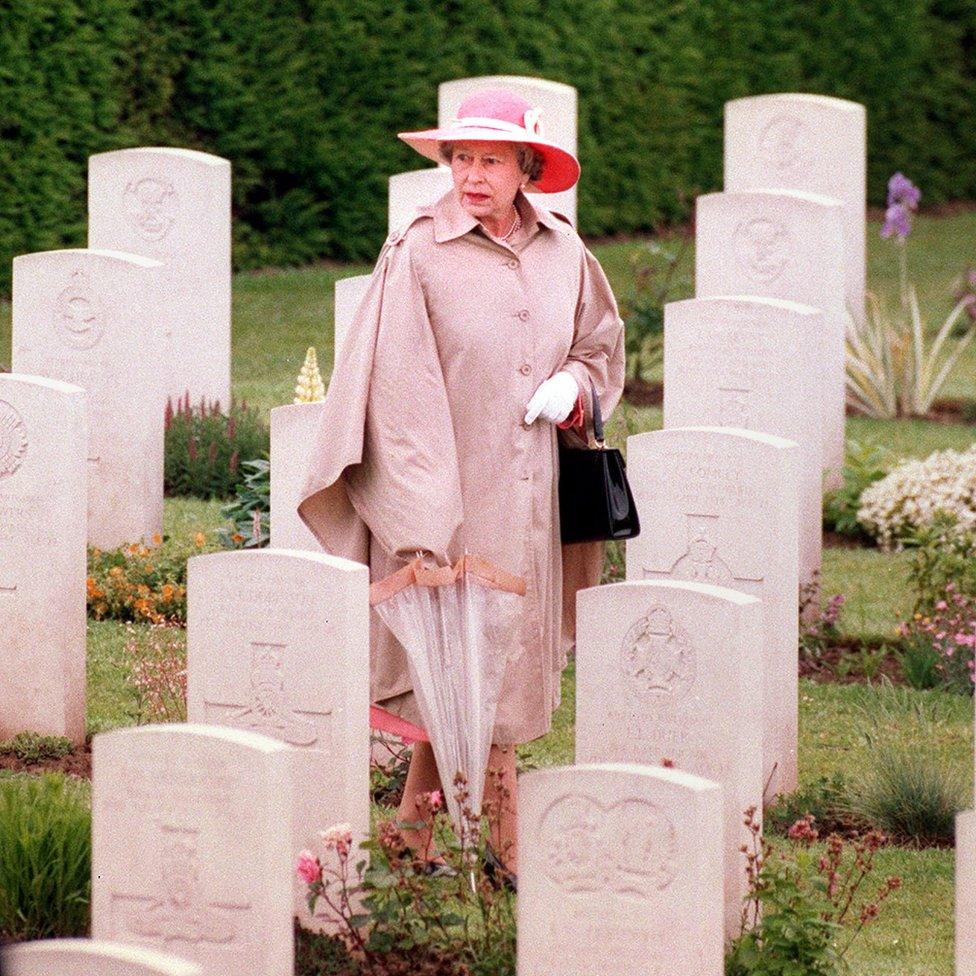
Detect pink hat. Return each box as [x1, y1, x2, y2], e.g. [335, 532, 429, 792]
[398, 88, 580, 194]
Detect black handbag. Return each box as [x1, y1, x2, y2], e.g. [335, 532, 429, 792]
[557, 380, 640, 544]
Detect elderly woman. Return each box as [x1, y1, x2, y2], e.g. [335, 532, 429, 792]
[299, 88, 624, 881]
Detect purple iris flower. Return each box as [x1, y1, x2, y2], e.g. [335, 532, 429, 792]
[881, 203, 912, 240]
[887, 172, 921, 211]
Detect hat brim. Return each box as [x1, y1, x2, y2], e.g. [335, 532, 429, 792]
[398, 127, 580, 194]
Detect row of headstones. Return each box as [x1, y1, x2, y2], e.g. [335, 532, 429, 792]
[9, 147, 231, 550]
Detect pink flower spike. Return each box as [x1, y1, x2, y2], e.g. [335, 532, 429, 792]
[936, 601, 948, 610]
[429, 789, 444, 812]
[296, 849, 322, 885]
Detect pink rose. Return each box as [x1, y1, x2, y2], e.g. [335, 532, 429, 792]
[429, 789, 444, 812]
[296, 849, 322, 885]
[319, 823, 353, 856]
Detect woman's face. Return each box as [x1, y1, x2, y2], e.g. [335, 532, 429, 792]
[449, 140, 524, 227]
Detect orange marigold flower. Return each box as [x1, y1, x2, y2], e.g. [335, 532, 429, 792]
[109, 566, 124, 579]
[194, 532, 206, 547]
[232, 533, 245, 544]
[152, 533, 162, 546]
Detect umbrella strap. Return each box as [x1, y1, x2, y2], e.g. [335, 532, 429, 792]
[369, 554, 526, 605]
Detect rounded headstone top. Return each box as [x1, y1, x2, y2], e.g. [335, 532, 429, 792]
[0, 373, 87, 397]
[725, 92, 866, 116]
[95, 721, 293, 756]
[90, 146, 231, 168]
[1, 939, 203, 976]
[13, 248, 163, 269]
[696, 188, 844, 210]
[667, 294, 822, 317]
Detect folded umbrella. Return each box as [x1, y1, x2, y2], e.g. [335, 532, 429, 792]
[369, 554, 525, 844]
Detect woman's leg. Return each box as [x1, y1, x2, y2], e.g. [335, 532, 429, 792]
[483, 743, 519, 874]
[395, 741, 443, 858]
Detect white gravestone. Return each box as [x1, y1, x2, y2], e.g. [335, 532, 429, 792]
[0, 375, 86, 745]
[12, 249, 165, 549]
[439, 75, 578, 224]
[664, 296, 825, 593]
[270, 403, 326, 552]
[518, 763, 724, 975]
[1, 940, 202, 976]
[388, 168, 453, 233]
[695, 189, 845, 486]
[88, 148, 231, 408]
[92, 724, 293, 976]
[958, 810, 976, 975]
[725, 94, 867, 325]
[575, 580, 763, 940]
[334, 274, 371, 364]
[625, 427, 800, 797]
[186, 549, 370, 930]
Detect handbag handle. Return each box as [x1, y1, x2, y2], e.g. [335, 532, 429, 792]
[588, 377, 605, 446]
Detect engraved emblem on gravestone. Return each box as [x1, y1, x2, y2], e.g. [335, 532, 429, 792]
[53, 270, 106, 350]
[209, 642, 320, 746]
[122, 825, 249, 944]
[123, 177, 180, 242]
[619, 606, 695, 699]
[758, 114, 812, 175]
[540, 793, 677, 897]
[732, 218, 792, 283]
[0, 401, 28, 479]
[718, 387, 751, 427]
[644, 515, 764, 586]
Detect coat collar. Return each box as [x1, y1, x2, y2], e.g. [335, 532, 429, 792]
[429, 189, 566, 244]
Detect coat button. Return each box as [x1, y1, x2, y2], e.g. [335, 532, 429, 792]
[506, 259, 519, 269]
[516, 309, 530, 321]
[519, 364, 531, 375]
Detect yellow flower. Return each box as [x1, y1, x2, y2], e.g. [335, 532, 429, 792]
[194, 532, 206, 547]
[913, 612, 922, 620]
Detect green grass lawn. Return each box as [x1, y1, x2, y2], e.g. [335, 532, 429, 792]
[5, 209, 976, 974]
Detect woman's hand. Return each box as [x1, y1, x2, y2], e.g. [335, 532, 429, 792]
[523, 371, 579, 425]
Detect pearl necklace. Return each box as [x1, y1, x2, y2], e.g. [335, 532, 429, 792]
[502, 208, 522, 241]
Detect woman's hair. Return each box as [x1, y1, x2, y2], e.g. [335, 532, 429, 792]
[438, 142, 544, 183]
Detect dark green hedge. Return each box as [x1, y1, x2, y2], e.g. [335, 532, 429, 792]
[1, 0, 975, 291]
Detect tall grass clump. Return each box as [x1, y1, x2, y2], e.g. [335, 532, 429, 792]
[0, 774, 91, 939]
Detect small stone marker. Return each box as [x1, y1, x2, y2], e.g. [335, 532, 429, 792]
[12, 249, 165, 549]
[725, 93, 867, 324]
[270, 403, 326, 551]
[186, 549, 370, 929]
[0, 374, 86, 745]
[439, 75, 578, 224]
[695, 189, 845, 485]
[388, 168, 453, 233]
[959, 810, 976, 975]
[1, 939, 202, 976]
[575, 579, 763, 939]
[625, 428, 800, 796]
[334, 274, 371, 364]
[664, 296, 825, 591]
[88, 148, 232, 408]
[518, 763, 724, 975]
[92, 724, 293, 976]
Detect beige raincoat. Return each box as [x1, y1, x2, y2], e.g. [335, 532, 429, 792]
[298, 189, 624, 744]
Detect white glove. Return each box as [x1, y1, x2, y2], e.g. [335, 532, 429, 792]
[523, 370, 580, 425]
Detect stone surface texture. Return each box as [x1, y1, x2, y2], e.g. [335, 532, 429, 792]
[1, 940, 202, 976]
[12, 248, 165, 549]
[625, 427, 800, 796]
[88, 148, 231, 408]
[518, 762, 724, 975]
[663, 296, 824, 592]
[724, 93, 866, 325]
[695, 189, 845, 486]
[186, 549, 370, 930]
[575, 579, 763, 939]
[0, 374, 87, 744]
[438, 75, 578, 225]
[91, 724, 293, 976]
[388, 168, 454, 233]
[270, 403, 326, 552]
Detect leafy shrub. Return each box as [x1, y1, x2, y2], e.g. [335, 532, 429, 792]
[619, 239, 691, 382]
[845, 742, 966, 846]
[897, 638, 943, 691]
[857, 445, 976, 548]
[846, 174, 976, 418]
[165, 395, 269, 500]
[0, 733, 72, 765]
[87, 533, 219, 624]
[765, 773, 858, 839]
[726, 808, 899, 976]
[125, 624, 187, 723]
[897, 583, 976, 693]
[905, 514, 976, 613]
[822, 439, 893, 540]
[0, 774, 91, 940]
[218, 458, 270, 549]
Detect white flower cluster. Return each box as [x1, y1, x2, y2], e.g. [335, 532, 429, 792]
[857, 444, 976, 548]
